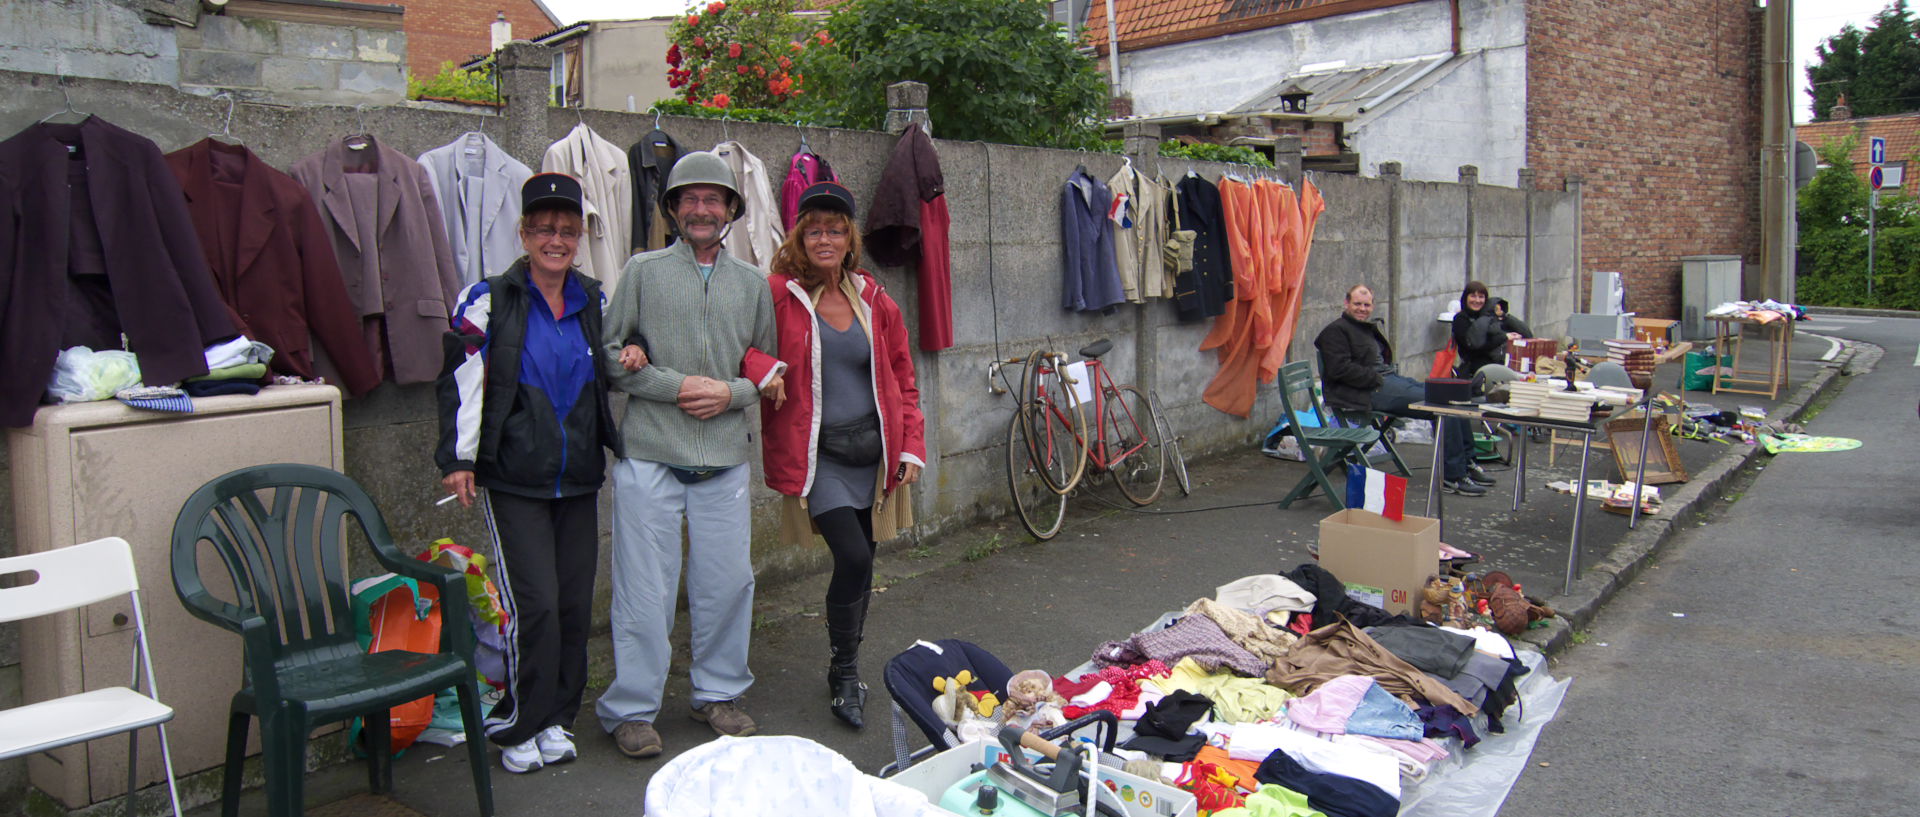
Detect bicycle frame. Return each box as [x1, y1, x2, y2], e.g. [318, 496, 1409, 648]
[1032, 355, 1147, 473]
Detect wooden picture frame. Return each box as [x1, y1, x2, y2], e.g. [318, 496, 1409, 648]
[1607, 414, 1688, 485]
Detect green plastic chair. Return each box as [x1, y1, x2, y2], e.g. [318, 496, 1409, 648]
[1274, 361, 1380, 510]
[170, 464, 493, 817]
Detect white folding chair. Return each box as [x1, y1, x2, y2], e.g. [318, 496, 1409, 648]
[0, 536, 182, 817]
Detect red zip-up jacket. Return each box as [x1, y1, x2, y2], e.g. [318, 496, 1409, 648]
[749, 270, 926, 498]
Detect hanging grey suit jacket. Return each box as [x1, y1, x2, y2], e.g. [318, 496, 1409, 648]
[418, 132, 532, 288]
[291, 135, 463, 385]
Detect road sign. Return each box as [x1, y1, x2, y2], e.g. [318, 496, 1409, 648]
[1884, 165, 1906, 188]
[1871, 136, 1887, 165]
[1871, 165, 1885, 190]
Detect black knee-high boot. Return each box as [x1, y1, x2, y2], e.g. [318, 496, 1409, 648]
[825, 591, 869, 728]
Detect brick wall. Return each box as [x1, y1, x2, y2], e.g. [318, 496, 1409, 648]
[1527, 0, 1763, 318]
[1267, 120, 1343, 156]
[385, 0, 557, 81]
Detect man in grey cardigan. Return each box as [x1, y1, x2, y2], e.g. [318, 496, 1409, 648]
[595, 152, 785, 759]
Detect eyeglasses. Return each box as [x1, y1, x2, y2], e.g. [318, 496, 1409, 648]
[678, 193, 730, 208]
[525, 226, 583, 241]
[803, 228, 848, 241]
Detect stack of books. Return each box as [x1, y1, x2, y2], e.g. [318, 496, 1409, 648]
[1508, 338, 1559, 374]
[1538, 389, 1601, 423]
[1603, 340, 1657, 374]
[1504, 381, 1554, 416]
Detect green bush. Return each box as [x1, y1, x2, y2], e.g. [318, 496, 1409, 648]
[796, 0, 1110, 149]
[1795, 131, 1920, 309]
[407, 60, 500, 104]
[1158, 141, 1273, 167]
[648, 97, 795, 124]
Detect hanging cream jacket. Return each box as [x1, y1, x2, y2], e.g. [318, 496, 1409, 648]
[542, 123, 632, 295]
[713, 140, 782, 270]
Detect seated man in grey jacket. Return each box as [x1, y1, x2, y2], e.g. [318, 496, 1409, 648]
[1313, 285, 1491, 496]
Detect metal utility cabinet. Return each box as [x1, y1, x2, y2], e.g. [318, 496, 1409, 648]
[1681, 255, 1742, 342]
[7, 385, 343, 808]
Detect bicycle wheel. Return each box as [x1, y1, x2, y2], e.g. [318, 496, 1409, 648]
[1006, 403, 1068, 540]
[1021, 350, 1087, 494]
[1152, 391, 1191, 496]
[1105, 385, 1166, 506]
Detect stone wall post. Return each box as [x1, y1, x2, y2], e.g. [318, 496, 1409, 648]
[496, 39, 552, 168]
[1459, 164, 1479, 287]
[1519, 167, 1537, 321]
[1273, 134, 1303, 185]
[1381, 161, 1403, 326]
[884, 81, 930, 135]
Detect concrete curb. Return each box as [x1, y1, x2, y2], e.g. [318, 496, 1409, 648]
[1805, 306, 1919, 319]
[1516, 342, 1861, 656]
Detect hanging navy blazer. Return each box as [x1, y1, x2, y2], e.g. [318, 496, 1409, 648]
[1061, 167, 1124, 312]
[1175, 174, 1232, 322]
[0, 117, 236, 427]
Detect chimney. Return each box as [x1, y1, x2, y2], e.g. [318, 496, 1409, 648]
[490, 11, 512, 52]
[1831, 93, 1852, 120]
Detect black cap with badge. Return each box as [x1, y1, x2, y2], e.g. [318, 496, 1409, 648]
[523, 172, 585, 215]
[797, 181, 856, 218]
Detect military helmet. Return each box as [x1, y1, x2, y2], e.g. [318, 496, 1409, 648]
[663, 150, 743, 222]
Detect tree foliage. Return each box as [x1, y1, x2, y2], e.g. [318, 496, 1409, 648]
[1796, 132, 1920, 308]
[793, 0, 1111, 149]
[664, 0, 811, 111]
[1806, 0, 1920, 120]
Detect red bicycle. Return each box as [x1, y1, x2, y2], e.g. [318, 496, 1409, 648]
[999, 339, 1166, 540]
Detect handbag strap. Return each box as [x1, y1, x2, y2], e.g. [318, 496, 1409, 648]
[1167, 178, 1184, 234]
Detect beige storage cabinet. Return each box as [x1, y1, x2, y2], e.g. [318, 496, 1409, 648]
[8, 385, 344, 808]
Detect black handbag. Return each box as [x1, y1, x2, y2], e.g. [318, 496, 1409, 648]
[818, 414, 882, 466]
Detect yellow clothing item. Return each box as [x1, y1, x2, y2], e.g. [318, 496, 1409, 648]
[1147, 657, 1293, 723]
[1211, 784, 1326, 817]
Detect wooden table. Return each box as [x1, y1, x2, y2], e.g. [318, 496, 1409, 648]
[1411, 400, 1653, 595]
[1706, 314, 1792, 399]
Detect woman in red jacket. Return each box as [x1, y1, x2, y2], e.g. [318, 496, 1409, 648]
[756, 181, 925, 729]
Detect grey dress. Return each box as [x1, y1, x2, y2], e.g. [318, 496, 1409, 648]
[808, 314, 878, 514]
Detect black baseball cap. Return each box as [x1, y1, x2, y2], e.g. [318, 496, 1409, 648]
[523, 173, 584, 215]
[797, 181, 856, 218]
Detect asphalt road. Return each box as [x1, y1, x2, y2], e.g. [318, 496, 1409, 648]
[1501, 313, 1920, 815]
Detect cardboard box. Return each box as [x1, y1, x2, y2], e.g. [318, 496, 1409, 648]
[1317, 509, 1441, 615]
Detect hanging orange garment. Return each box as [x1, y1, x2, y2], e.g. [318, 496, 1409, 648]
[1203, 178, 1278, 417]
[1201, 178, 1257, 354]
[1260, 179, 1326, 381]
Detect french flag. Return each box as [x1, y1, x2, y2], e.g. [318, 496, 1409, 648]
[1346, 464, 1407, 521]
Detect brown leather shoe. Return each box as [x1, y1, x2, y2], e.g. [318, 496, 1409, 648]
[690, 699, 758, 737]
[613, 720, 662, 758]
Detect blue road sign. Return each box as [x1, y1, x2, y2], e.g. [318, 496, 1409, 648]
[1871, 165, 1886, 190]
[1871, 136, 1887, 165]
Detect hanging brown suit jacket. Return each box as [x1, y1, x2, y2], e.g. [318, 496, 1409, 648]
[165, 139, 380, 396]
[0, 117, 235, 427]
[290, 136, 462, 385]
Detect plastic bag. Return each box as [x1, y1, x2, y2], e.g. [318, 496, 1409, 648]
[48, 346, 142, 403]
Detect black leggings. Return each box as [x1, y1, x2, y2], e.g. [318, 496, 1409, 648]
[813, 506, 875, 606]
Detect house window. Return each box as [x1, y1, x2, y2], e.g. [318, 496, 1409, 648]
[551, 51, 568, 106]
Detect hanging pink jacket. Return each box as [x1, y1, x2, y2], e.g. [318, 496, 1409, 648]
[779, 150, 838, 232]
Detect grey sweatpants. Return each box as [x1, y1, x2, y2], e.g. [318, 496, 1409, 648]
[594, 458, 756, 731]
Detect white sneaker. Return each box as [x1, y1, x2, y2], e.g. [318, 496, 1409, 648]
[536, 725, 577, 764]
[501, 737, 544, 773]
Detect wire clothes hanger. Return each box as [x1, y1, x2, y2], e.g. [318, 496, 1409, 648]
[208, 92, 241, 144]
[648, 106, 663, 130]
[344, 104, 372, 150]
[39, 79, 88, 124]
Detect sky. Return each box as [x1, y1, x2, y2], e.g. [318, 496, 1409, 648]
[1796, 0, 1898, 122]
[543, 0, 1891, 122]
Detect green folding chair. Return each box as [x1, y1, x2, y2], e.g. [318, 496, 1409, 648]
[1275, 360, 1381, 510]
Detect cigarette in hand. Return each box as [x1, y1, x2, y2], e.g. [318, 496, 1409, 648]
[436, 493, 460, 506]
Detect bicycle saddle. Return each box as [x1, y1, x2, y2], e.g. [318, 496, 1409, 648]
[1079, 339, 1113, 359]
